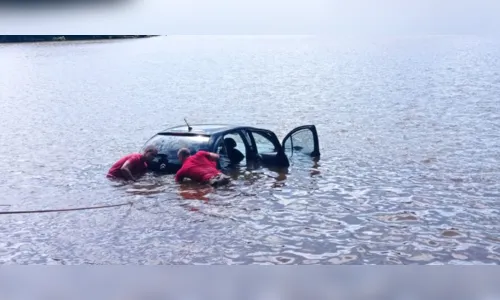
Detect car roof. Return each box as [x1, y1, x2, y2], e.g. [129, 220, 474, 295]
[159, 124, 249, 135]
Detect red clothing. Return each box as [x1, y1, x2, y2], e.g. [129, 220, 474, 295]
[107, 153, 148, 179]
[175, 151, 221, 183]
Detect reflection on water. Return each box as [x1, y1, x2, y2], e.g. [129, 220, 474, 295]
[178, 184, 213, 201]
[0, 35, 500, 264]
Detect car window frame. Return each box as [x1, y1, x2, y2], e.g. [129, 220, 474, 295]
[213, 129, 252, 156]
[246, 128, 282, 155]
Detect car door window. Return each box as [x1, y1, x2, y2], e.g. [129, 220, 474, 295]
[225, 133, 246, 156]
[251, 132, 277, 154]
[283, 129, 315, 156]
[281, 125, 320, 164]
[217, 132, 247, 167]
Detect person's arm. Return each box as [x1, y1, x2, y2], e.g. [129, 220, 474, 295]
[175, 168, 185, 183]
[120, 160, 137, 182]
[205, 152, 220, 161]
[175, 174, 184, 183]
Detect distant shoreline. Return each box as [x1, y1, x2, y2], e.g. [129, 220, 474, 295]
[0, 35, 159, 44]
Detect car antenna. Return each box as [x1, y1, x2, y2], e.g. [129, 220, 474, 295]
[184, 118, 193, 132]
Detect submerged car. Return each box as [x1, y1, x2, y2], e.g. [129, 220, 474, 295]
[140, 123, 320, 174]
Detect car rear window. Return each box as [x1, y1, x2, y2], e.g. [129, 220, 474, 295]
[142, 134, 211, 160]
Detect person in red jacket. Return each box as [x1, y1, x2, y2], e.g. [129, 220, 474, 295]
[107, 146, 158, 182]
[175, 148, 231, 187]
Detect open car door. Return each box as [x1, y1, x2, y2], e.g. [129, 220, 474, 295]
[281, 125, 320, 163]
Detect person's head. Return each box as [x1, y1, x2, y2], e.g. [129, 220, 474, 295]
[142, 146, 158, 162]
[177, 148, 191, 164]
[224, 138, 237, 149]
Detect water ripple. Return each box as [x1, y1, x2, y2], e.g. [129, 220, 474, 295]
[1, 35, 500, 264]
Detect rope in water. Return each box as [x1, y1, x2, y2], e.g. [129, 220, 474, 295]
[0, 202, 133, 215]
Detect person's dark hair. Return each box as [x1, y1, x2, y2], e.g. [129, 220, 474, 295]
[224, 138, 237, 149]
[143, 145, 158, 155]
[177, 148, 191, 159]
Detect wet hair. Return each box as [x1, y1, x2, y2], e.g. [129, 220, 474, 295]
[177, 148, 191, 159]
[224, 138, 237, 149]
[143, 145, 158, 155]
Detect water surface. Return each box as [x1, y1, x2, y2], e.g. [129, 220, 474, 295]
[1, 35, 499, 264]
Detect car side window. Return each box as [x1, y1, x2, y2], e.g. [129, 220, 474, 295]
[224, 132, 246, 154]
[215, 131, 248, 166]
[250, 131, 277, 154]
[285, 129, 315, 154]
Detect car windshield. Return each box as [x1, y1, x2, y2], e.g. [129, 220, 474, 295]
[142, 134, 211, 160]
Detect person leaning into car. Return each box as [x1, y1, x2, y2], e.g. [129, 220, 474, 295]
[175, 148, 231, 187]
[107, 146, 158, 182]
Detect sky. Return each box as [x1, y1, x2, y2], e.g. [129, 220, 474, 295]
[0, 0, 499, 35]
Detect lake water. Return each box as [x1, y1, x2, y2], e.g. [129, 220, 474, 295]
[1, 35, 499, 265]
